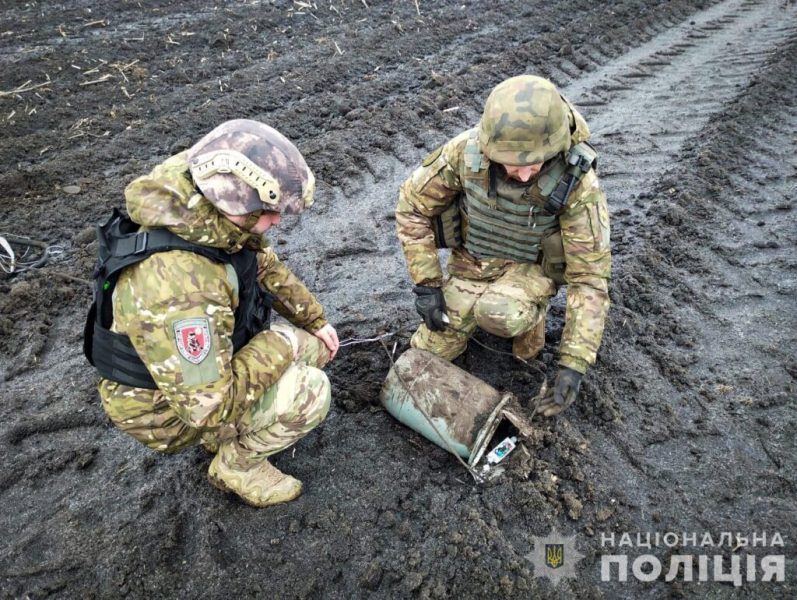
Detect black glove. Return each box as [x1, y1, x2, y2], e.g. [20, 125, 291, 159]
[413, 285, 447, 331]
[535, 367, 583, 417]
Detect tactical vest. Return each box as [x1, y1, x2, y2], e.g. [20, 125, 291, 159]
[83, 209, 272, 389]
[433, 133, 597, 282]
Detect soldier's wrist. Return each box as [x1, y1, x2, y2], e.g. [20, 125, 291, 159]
[559, 356, 589, 375]
[415, 279, 443, 288]
[304, 316, 328, 334]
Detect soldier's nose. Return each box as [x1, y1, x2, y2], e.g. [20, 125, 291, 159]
[516, 166, 535, 181]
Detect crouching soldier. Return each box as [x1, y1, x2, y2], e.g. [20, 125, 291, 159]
[85, 119, 339, 507]
[396, 76, 611, 417]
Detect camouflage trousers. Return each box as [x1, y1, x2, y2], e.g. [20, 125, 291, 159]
[223, 323, 331, 464]
[411, 263, 556, 361]
[102, 324, 331, 461]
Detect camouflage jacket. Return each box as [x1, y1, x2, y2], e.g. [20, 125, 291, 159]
[98, 152, 327, 451]
[396, 130, 611, 374]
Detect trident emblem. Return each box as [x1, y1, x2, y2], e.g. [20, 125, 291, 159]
[545, 544, 564, 569]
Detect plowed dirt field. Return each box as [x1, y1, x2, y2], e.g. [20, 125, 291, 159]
[1, 0, 795, 598]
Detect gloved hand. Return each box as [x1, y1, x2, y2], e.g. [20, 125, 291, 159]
[413, 285, 447, 331]
[535, 367, 583, 417]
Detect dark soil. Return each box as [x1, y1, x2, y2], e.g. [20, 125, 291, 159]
[1, 0, 795, 598]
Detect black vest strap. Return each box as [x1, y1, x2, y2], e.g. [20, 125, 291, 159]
[84, 209, 272, 390]
[543, 143, 597, 216]
[488, 163, 498, 202]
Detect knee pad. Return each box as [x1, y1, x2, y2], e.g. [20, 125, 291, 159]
[474, 292, 540, 338]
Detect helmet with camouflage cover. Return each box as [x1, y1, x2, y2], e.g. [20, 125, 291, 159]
[187, 119, 315, 215]
[478, 75, 571, 166]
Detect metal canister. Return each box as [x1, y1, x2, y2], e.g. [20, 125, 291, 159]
[380, 349, 511, 466]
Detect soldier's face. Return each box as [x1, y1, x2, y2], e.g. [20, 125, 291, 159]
[224, 210, 281, 234]
[250, 211, 281, 234]
[502, 163, 543, 182]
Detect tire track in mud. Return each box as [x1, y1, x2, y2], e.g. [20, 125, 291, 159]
[285, 0, 797, 334]
[566, 0, 797, 214]
[304, 6, 797, 593]
[691, 101, 797, 376]
[553, 0, 797, 389]
[2, 1, 796, 598]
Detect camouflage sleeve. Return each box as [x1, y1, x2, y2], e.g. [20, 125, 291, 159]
[257, 247, 328, 333]
[395, 132, 469, 287]
[558, 170, 612, 374]
[118, 253, 295, 431]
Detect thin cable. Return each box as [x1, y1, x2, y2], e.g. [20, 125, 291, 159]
[445, 324, 548, 377]
[338, 330, 404, 348]
[0, 233, 55, 274]
[441, 324, 550, 414]
[0, 236, 15, 273]
[338, 322, 547, 377]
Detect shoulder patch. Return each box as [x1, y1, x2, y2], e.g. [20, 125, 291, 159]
[422, 146, 443, 167]
[174, 318, 212, 364]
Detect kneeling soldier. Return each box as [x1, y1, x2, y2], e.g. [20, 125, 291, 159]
[396, 76, 611, 417]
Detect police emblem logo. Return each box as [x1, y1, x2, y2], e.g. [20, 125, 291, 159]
[545, 544, 564, 569]
[526, 527, 584, 587]
[174, 318, 212, 364]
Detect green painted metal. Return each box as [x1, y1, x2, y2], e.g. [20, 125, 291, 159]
[380, 349, 509, 465]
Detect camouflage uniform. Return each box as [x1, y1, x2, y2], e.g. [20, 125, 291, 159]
[98, 121, 331, 505]
[396, 77, 611, 374]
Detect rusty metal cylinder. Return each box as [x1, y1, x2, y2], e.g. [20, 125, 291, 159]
[380, 349, 510, 465]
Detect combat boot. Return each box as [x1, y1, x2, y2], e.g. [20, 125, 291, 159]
[512, 315, 545, 361]
[207, 441, 303, 507]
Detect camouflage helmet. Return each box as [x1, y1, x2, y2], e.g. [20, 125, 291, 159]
[187, 119, 315, 215]
[478, 75, 571, 166]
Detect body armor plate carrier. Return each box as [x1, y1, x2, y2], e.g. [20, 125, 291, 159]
[432, 138, 597, 269]
[83, 208, 272, 389]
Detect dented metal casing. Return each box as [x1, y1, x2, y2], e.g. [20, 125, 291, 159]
[380, 349, 510, 465]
